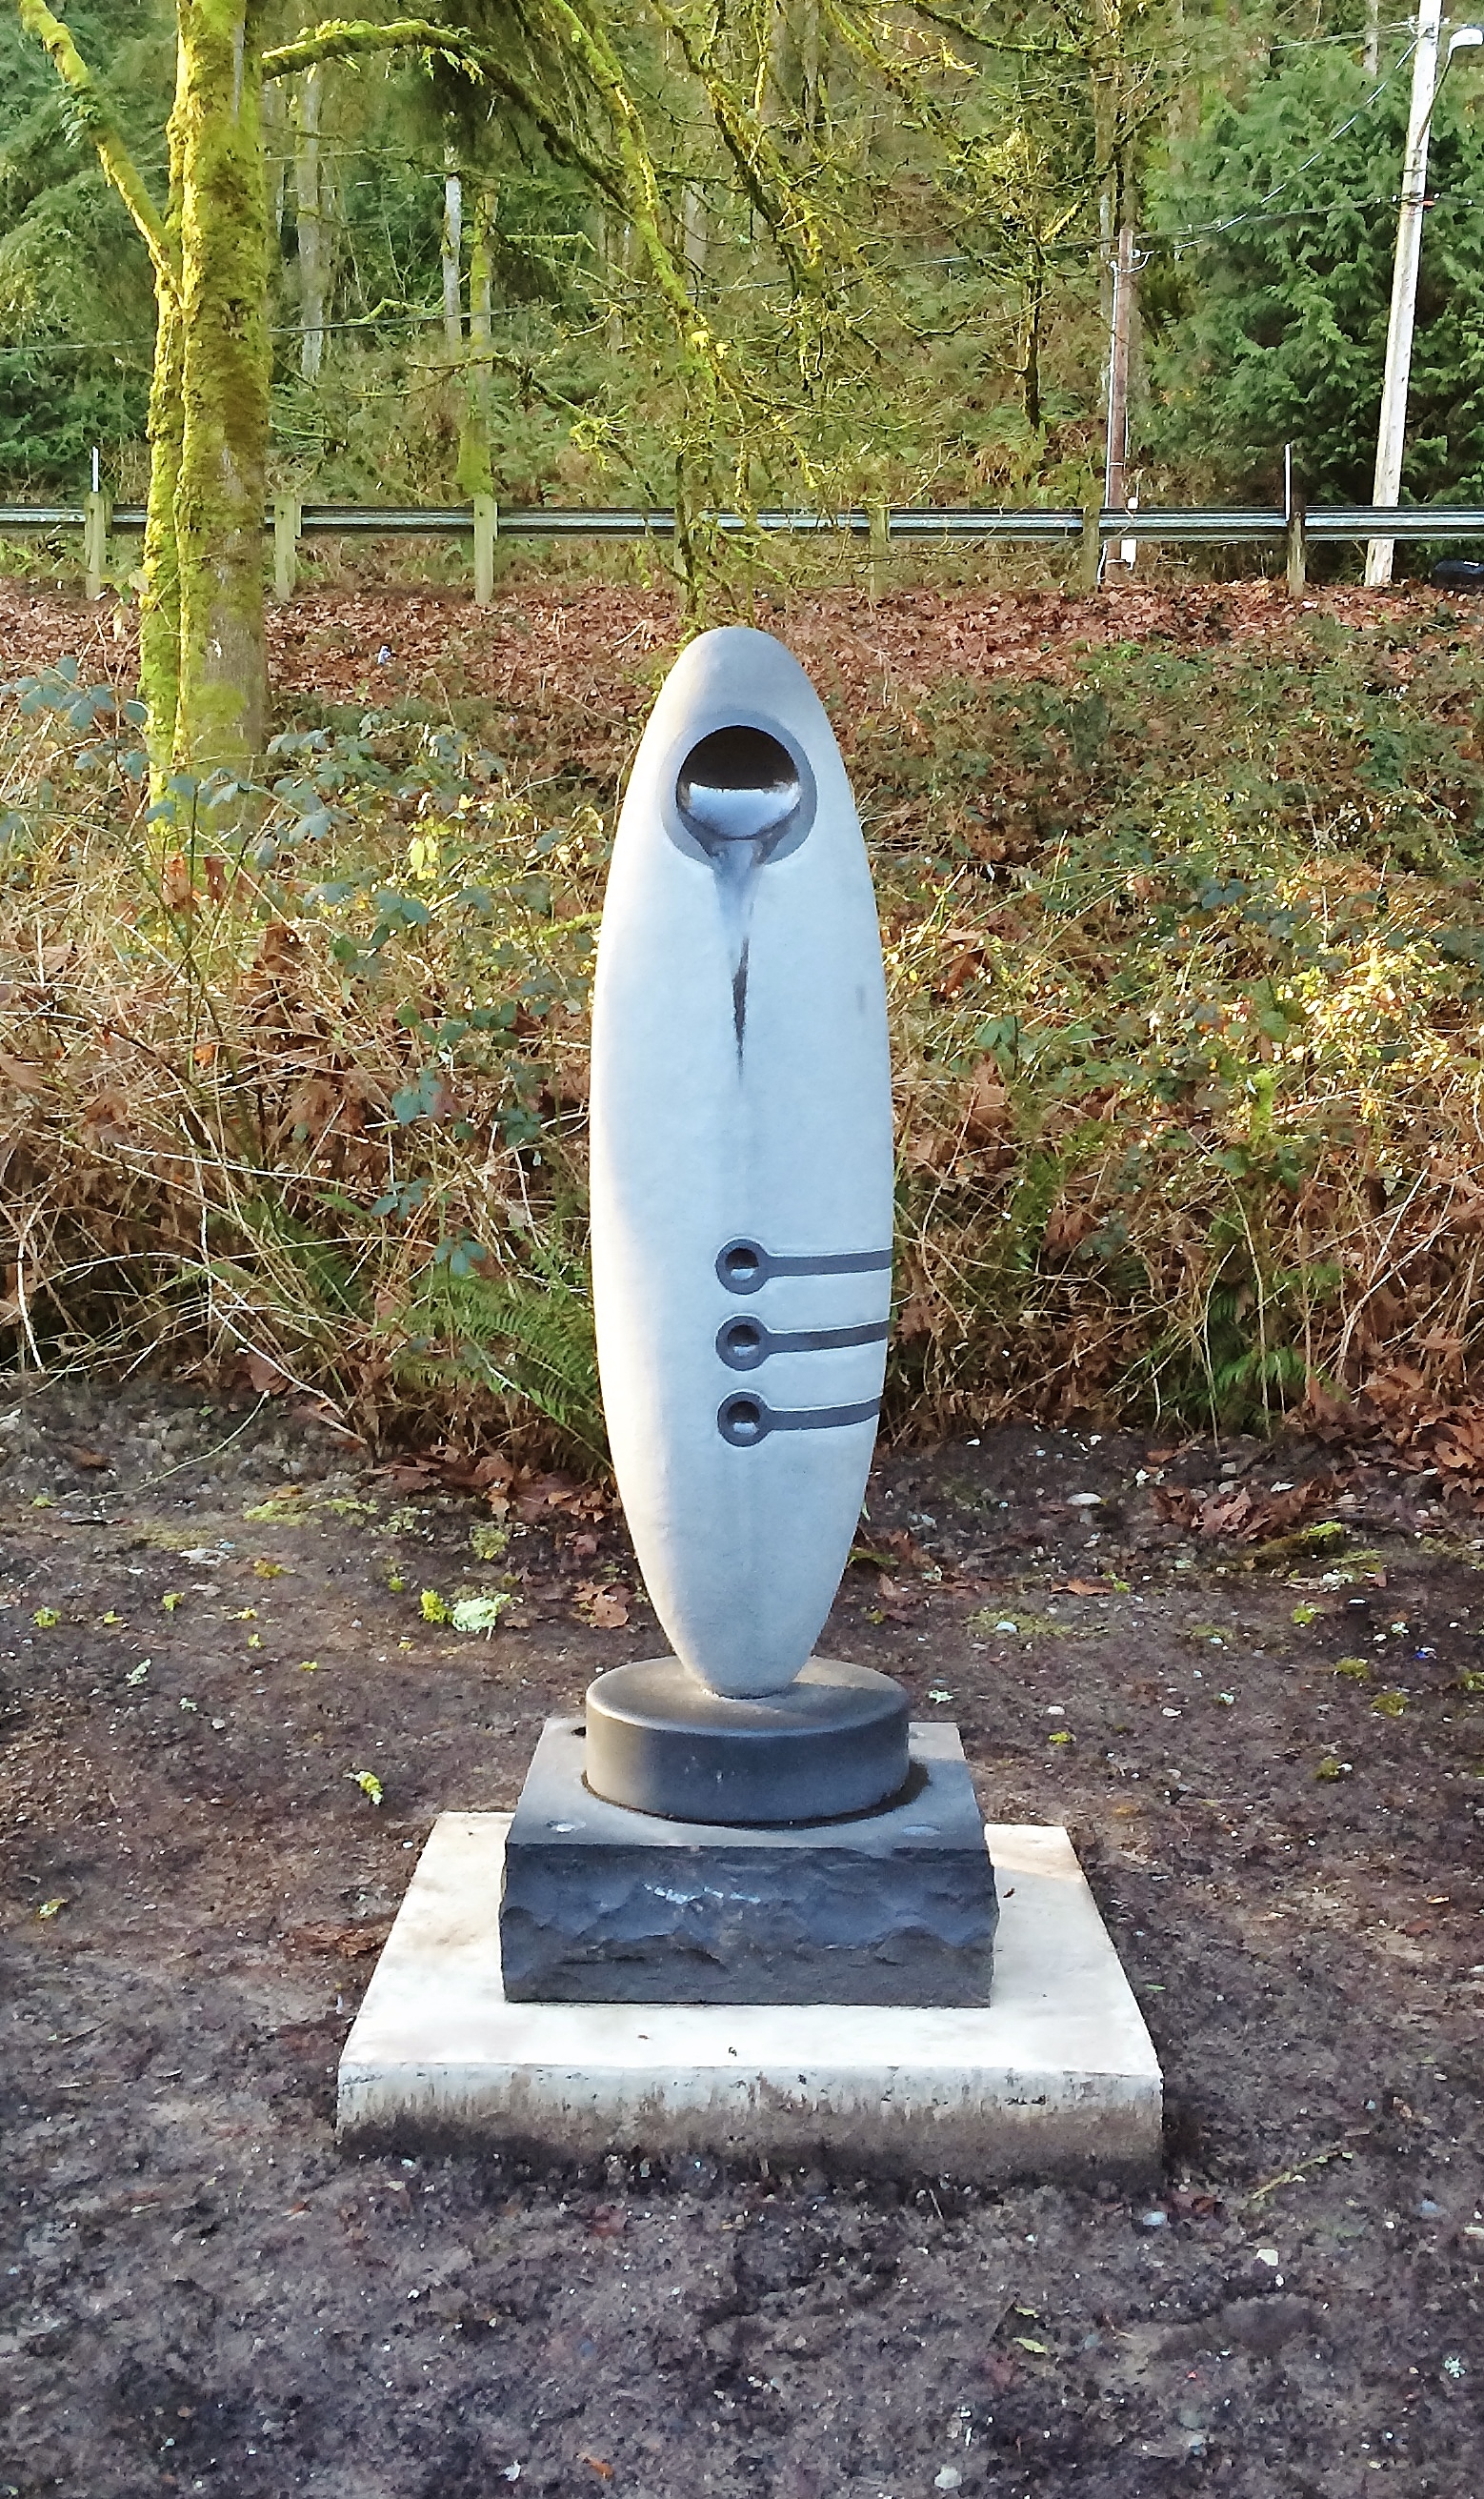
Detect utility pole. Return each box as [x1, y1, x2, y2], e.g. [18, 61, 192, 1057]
[1104, 222, 1137, 569]
[1367, 10, 1483, 584]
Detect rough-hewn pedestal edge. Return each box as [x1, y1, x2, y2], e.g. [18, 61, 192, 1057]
[336, 1817, 1162, 2186]
[499, 1717, 998, 2005]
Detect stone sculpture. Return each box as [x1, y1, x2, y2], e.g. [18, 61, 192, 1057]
[498, 628, 997, 2003]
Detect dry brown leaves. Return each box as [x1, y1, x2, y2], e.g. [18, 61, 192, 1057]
[1316, 1364, 1484, 1493]
[1153, 1476, 1346, 1542]
[288, 1921, 393, 1958]
[11, 573, 1472, 775]
[573, 1579, 630, 1628]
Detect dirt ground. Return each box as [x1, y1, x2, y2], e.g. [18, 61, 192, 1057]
[1, 1379, 1480, 2498]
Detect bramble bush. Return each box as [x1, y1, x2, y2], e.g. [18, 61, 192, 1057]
[8, 590, 1484, 1463]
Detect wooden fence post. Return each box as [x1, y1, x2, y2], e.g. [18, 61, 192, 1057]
[1286, 502, 1308, 597]
[473, 494, 498, 604]
[868, 499, 889, 604]
[273, 494, 301, 603]
[83, 490, 111, 600]
[1079, 502, 1102, 593]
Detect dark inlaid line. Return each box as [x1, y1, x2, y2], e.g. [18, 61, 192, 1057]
[716, 1318, 890, 1372]
[717, 1393, 881, 1447]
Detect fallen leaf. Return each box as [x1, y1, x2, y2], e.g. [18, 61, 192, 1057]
[574, 1582, 630, 1629]
[67, 1444, 110, 1470]
[579, 2460, 614, 2483]
[290, 1921, 392, 1958]
[36, 1896, 68, 1920]
[161, 851, 193, 913]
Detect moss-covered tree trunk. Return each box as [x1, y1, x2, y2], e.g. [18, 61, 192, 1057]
[139, 87, 185, 775]
[172, 0, 271, 776]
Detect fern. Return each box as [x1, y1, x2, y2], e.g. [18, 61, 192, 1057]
[396, 1243, 606, 1460]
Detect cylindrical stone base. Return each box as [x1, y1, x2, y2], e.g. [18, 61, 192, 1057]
[584, 1656, 910, 1825]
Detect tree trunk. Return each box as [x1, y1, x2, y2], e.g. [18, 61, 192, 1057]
[455, 187, 494, 498]
[263, 67, 286, 241]
[764, 0, 825, 136]
[172, 0, 271, 778]
[1021, 256, 1044, 434]
[680, 180, 708, 294]
[442, 155, 463, 345]
[139, 77, 185, 775]
[296, 59, 328, 383]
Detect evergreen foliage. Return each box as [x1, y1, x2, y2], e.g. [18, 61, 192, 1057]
[0, 0, 165, 485]
[1145, 48, 1484, 504]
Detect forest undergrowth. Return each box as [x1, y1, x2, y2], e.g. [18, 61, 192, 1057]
[8, 572, 1484, 1480]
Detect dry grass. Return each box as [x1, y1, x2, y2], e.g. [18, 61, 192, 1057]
[8, 581, 1484, 1474]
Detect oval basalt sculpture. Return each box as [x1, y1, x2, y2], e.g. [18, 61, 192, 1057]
[585, 627, 905, 1821]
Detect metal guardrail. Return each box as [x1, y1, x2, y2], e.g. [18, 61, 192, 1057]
[4, 500, 1484, 541]
[7, 497, 1483, 607]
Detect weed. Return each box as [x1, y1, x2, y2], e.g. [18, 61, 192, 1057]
[450, 1593, 514, 1631]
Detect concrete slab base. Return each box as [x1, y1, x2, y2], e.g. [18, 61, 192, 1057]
[337, 1817, 1162, 2184]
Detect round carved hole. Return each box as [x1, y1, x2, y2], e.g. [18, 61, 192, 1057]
[719, 1395, 767, 1446]
[677, 725, 800, 846]
[719, 1320, 766, 1368]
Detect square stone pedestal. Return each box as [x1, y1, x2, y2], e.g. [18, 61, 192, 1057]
[500, 1718, 998, 2005]
[337, 1816, 1162, 2184]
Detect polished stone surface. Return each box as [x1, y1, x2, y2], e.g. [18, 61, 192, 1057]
[583, 1655, 911, 1825]
[337, 1815, 1163, 2184]
[500, 1717, 996, 2005]
[589, 628, 893, 1701]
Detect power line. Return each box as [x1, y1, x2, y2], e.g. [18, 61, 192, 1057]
[1144, 42, 1416, 246]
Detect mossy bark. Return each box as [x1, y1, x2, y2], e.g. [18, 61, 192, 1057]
[454, 189, 494, 501]
[172, 0, 271, 777]
[139, 80, 185, 776]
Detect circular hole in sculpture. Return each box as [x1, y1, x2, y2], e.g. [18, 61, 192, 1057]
[721, 1240, 763, 1284]
[676, 725, 801, 846]
[719, 1320, 765, 1368]
[719, 1395, 766, 1445]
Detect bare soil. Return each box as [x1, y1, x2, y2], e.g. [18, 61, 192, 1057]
[2, 1381, 1481, 2498]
